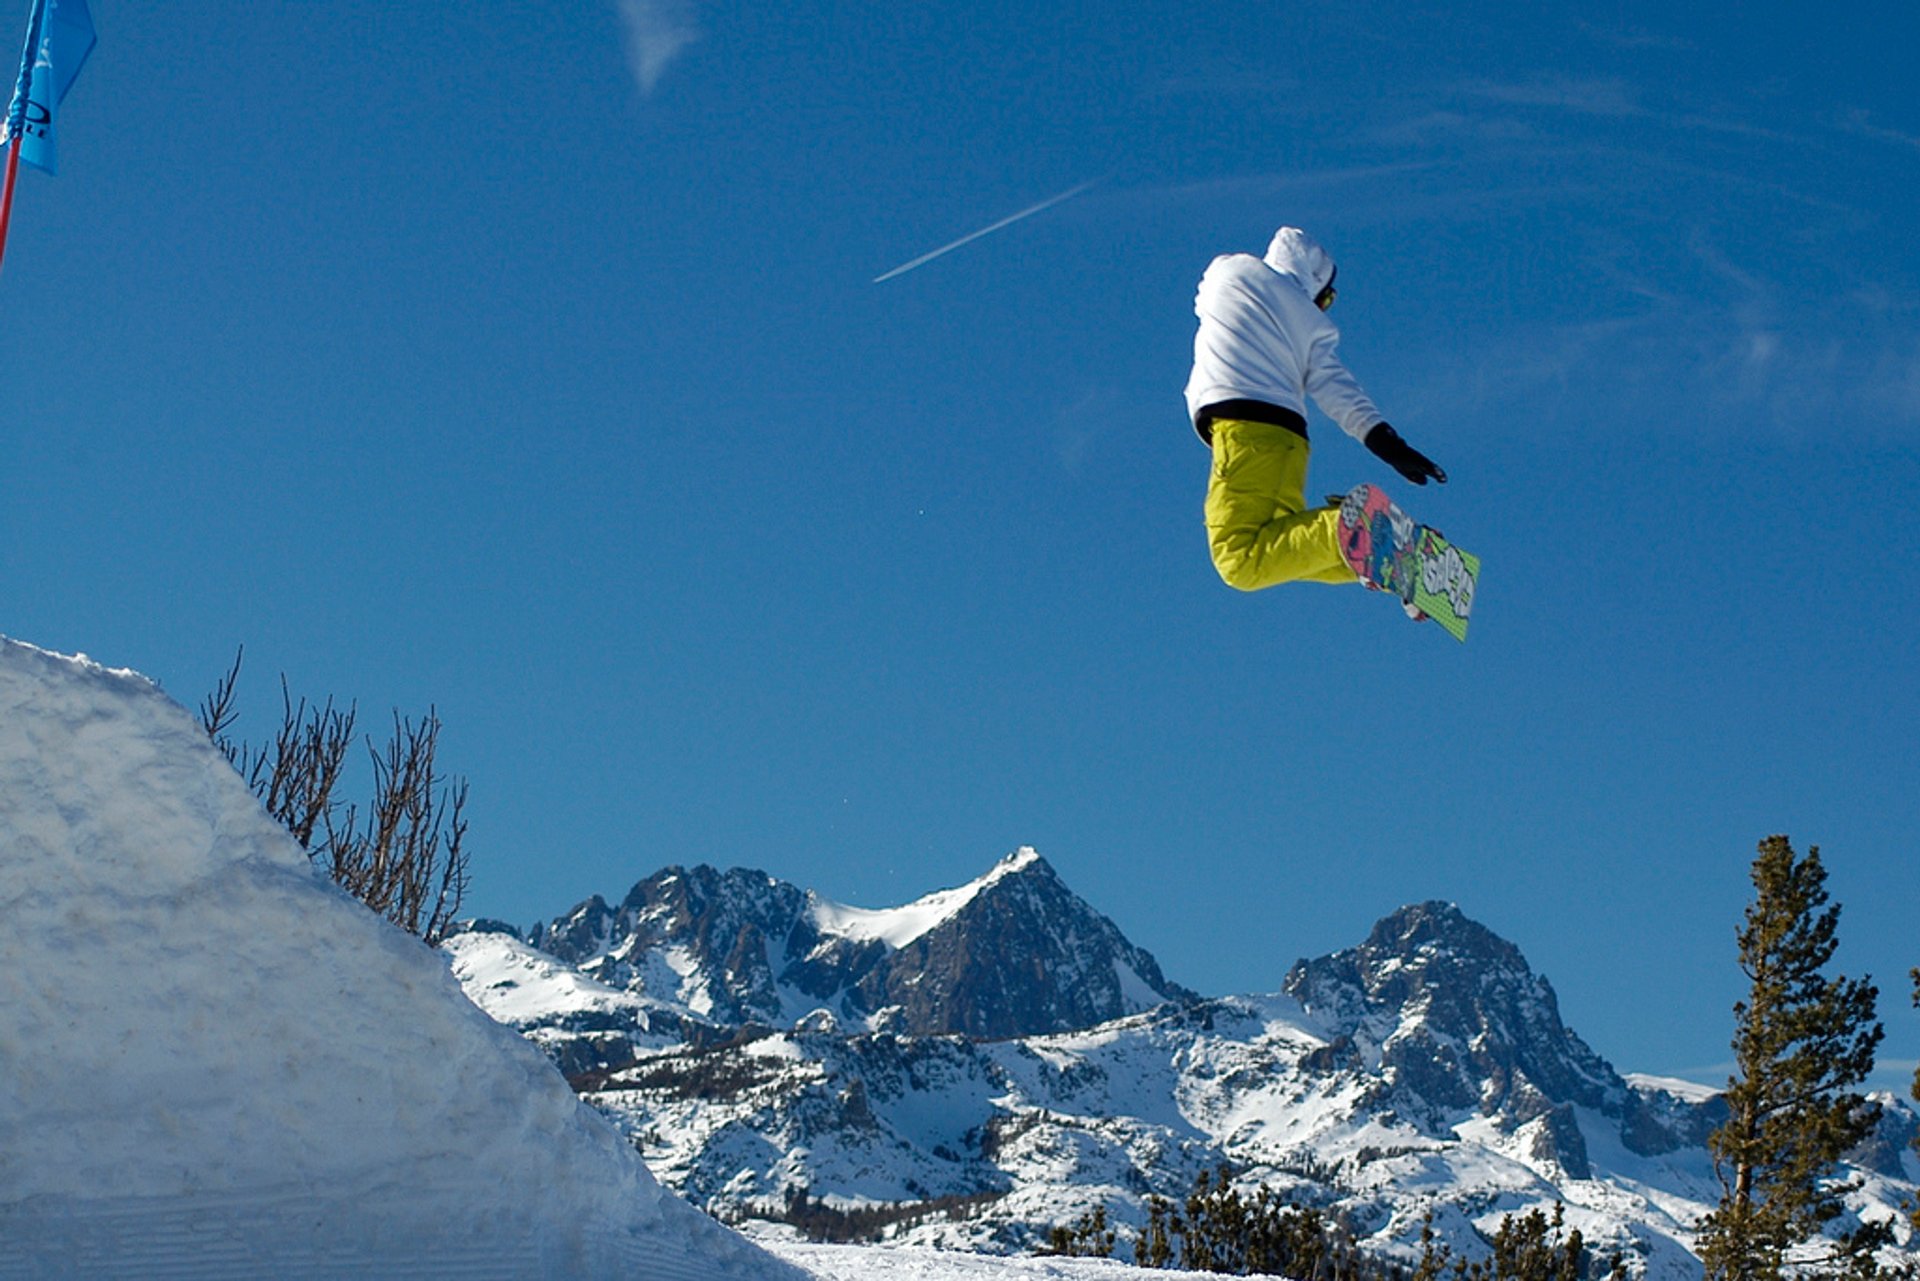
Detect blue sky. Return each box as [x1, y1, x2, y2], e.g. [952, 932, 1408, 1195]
[4, 0, 1918, 1088]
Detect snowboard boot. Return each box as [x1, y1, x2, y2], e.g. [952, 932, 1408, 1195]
[1328, 491, 1429, 622]
[1338, 485, 1420, 598]
[1339, 484, 1480, 641]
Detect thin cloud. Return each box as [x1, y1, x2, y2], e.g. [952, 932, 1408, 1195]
[1837, 109, 1920, 154]
[1868, 1061, 1920, 1094]
[614, 0, 701, 96]
[1147, 160, 1445, 205]
[1367, 109, 1541, 148]
[874, 179, 1102, 284]
[1151, 72, 1301, 100]
[1575, 21, 1696, 52]
[1464, 76, 1646, 118]
[1620, 147, 1859, 215]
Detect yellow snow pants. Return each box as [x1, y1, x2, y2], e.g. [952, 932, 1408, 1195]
[1204, 418, 1359, 591]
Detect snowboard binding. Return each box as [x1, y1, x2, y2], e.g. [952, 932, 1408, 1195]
[1337, 484, 1479, 642]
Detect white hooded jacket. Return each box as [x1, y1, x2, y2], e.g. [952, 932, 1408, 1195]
[1183, 227, 1385, 444]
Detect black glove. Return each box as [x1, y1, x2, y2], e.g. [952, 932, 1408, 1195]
[1365, 423, 1447, 486]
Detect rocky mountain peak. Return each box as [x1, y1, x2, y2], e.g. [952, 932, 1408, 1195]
[1365, 899, 1525, 966]
[860, 846, 1195, 1038]
[1285, 902, 1629, 1154]
[522, 849, 1192, 1040]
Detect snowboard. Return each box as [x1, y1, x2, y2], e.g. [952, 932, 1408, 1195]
[1336, 483, 1479, 642]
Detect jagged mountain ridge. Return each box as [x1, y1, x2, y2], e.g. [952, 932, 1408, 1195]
[511, 847, 1196, 1040]
[1282, 901, 1711, 1175]
[446, 853, 1920, 1280]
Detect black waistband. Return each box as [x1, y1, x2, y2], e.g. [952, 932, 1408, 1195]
[1195, 400, 1308, 446]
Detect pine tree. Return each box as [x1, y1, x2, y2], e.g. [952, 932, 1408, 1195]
[1911, 969, 1919, 1232]
[1044, 1205, 1116, 1258]
[1135, 1195, 1175, 1269]
[1697, 836, 1886, 1281]
[1485, 1204, 1585, 1281]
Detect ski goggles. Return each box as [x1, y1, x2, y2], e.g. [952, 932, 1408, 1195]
[1314, 266, 1338, 311]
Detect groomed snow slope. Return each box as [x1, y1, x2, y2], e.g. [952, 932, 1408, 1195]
[0, 639, 804, 1281]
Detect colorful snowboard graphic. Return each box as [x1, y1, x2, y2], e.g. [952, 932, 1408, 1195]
[1337, 483, 1479, 642]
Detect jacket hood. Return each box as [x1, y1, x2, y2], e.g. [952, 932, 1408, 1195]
[1263, 226, 1336, 298]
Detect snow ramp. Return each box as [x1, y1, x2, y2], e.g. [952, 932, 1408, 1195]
[0, 639, 808, 1281]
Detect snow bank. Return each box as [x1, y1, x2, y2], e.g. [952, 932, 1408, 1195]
[759, 1240, 1266, 1279]
[0, 639, 804, 1280]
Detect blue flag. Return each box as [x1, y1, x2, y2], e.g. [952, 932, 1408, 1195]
[4, 0, 95, 174]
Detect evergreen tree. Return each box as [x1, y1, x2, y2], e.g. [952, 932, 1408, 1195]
[1135, 1196, 1176, 1270]
[1134, 1169, 1593, 1280]
[1911, 969, 1919, 1232]
[1044, 1205, 1116, 1258]
[1697, 836, 1886, 1281]
[1485, 1205, 1585, 1281]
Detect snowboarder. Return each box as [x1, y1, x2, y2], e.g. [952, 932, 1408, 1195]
[1186, 226, 1446, 595]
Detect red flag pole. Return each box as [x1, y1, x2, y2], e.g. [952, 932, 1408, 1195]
[0, 134, 21, 277]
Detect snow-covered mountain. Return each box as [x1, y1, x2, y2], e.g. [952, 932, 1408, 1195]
[1280, 901, 1715, 1173]
[447, 865, 1920, 1281]
[499, 848, 1194, 1040]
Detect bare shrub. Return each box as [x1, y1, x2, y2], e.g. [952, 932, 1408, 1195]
[200, 648, 471, 945]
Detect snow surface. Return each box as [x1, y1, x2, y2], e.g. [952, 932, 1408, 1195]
[761, 1240, 1271, 1279]
[807, 846, 1042, 948]
[0, 638, 802, 1280]
[447, 928, 662, 1027]
[1625, 1073, 1723, 1105]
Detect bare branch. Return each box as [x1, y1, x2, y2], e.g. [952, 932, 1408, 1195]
[197, 647, 245, 762]
[200, 660, 469, 946]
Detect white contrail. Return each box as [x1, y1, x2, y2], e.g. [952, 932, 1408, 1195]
[874, 178, 1102, 283]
